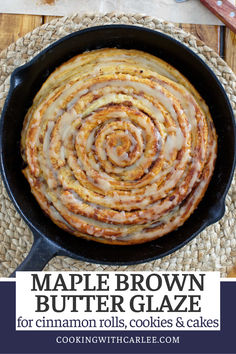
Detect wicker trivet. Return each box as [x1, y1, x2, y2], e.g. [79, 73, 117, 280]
[0, 14, 235, 277]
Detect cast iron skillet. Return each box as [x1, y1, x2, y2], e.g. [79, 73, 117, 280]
[0, 25, 235, 275]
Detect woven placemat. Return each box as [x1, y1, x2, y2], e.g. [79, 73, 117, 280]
[0, 14, 235, 277]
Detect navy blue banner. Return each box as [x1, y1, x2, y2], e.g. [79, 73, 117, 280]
[0, 281, 235, 354]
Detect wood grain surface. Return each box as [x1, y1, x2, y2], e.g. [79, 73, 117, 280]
[200, 0, 236, 34]
[180, 23, 221, 54]
[225, 27, 236, 70]
[0, 14, 42, 51]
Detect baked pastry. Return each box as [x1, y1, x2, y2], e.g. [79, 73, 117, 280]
[21, 48, 217, 245]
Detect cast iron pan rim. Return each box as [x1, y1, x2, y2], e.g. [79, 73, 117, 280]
[0, 24, 236, 268]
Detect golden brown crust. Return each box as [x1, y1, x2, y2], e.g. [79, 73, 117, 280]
[21, 48, 217, 245]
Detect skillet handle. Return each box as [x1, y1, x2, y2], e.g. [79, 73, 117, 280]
[10, 232, 59, 277]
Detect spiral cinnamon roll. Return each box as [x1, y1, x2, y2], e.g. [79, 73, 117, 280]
[21, 48, 217, 245]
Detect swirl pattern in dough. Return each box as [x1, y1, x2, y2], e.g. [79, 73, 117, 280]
[21, 48, 217, 244]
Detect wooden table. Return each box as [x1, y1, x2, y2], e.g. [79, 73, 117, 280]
[0, 14, 235, 73]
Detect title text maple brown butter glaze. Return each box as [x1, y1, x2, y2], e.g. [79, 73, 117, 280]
[21, 49, 217, 245]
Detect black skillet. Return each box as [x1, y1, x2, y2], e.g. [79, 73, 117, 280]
[0, 25, 235, 275]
